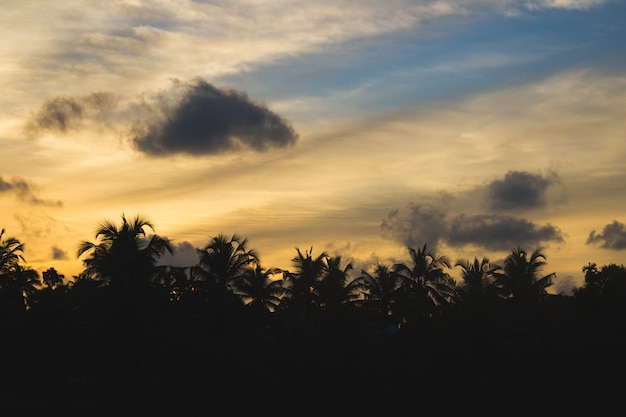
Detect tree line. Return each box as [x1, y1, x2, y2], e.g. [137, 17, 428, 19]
[1, 213, 625, 412]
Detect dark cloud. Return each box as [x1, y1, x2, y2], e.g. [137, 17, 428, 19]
[447, 213, 564, 251]
[130, 78, 298, 156]
[381, 202, 564, 252]
[487, 170, 557, 211]
[0, 176, 63, 207]
[25, 92, 118, 134]
[586, 220, 626, 250]
[381, 202, 448, 249]
[157, 240, 199, 267]
[554, 275, 577, 296]
[23, 80, 297, 158]
[51, 246, 69, 260]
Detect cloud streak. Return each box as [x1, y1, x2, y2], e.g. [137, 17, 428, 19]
[25, 93, 119, 135]
[0, 176, 63, 207]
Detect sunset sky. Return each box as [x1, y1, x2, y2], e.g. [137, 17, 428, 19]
[1, 0, 625, 293]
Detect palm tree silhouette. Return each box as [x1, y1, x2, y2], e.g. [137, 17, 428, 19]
[392, 243, 455, 328]
[231, 263, 285, 314]
[494, 246, 555, 306]
[193, 233, 259, 298]
[0, 228, 26, 271]
[315, 255, 355, 311]
[282, 247, 328, 310]
[454, 256, 502, 314]
[77, 213, 173, 295]
[358, 262, 396, 312]
[0, 229, 41, 314]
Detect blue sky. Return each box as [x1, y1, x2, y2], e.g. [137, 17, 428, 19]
[1, 1, 625, 293]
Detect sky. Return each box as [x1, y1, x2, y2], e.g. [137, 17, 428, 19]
[1, 0, 625, 294]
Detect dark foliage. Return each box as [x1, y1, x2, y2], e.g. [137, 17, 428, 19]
[0, 218, 624, 413]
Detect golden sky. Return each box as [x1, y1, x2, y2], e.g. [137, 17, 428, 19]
[1, 0, 625, 293]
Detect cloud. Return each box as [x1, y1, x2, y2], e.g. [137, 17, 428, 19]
[381, 202, 565, 252]
[157, 240, 199, 267]
[554, 274, 577, 296]
[130, 78, 298, 157]
[486, 170, 558, 211]
[0, 176, 63, 207]
[13, 211, 60, 239]
[586, 220, 626, 250]
[523, 0, 606, 11]
[447, 213, 564, 250]
[381, 202, 449, 249]
[25, 92, 119, 135]
[51, 246, 68, 260]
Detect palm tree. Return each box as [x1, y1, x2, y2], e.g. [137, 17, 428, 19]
[77, 213, 173, 298]
[231, 263, 286, 314]
[358, 262, 397, 312]
[277, 247, 330, 341]
[454, 256, 502, 313]
[494, 246, 555, 306]
[282, 247, 329, 312]
[0, 228, 26, 271]
[0, 263, 41, 314]
[392, 243, 455, 328]
[0, 229, 41, 314]
[192, 233, 259, 298]
[315, 255, 355, 310]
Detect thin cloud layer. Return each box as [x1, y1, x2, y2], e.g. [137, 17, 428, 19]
[25, 93, 119, 135]
[586, 221, 626, 250]
[0, 176, 63, 207]
[130, 79, 298, 157]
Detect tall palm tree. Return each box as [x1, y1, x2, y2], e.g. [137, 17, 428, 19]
[454, 256, 502, 312]
[277, 247, 330, 341]
[282, 247, 329, 312]
[0, 228, 26, 271]
[0, 229, 41, 314]
[231, 263, 286, 314]
[193, 233, 259, 296]
[1, 264, 41, 314]
[316, 255, 355, 310]
[77, 213, 173, 296]
[358, 262, 397, 312]
[494, 246, 555, 306]
[392, 243, 455, 327]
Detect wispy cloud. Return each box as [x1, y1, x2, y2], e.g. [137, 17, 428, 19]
[523, 0, 607, 11]
[0, 176, 63, 207]
[25, 92, 118, 135]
